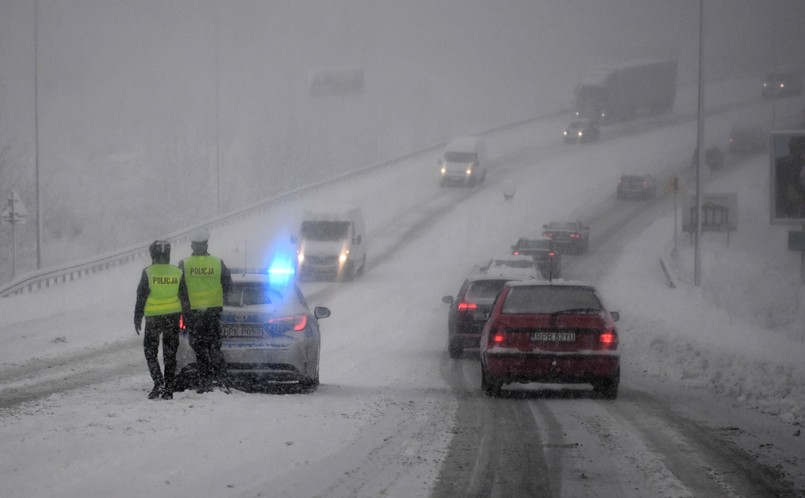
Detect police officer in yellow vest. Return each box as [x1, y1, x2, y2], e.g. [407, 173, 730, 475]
[178, 228, 232, 393]
[134, 240, 189, 400]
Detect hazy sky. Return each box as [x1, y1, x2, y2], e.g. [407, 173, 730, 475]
[1, 0, 804, 277]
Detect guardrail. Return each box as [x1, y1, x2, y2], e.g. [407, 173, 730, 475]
[0, 141, 453, 298]
[0, 108, 567, 299]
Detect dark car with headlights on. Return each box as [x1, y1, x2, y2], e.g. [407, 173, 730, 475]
[511, 237, 562, 280]
[542, 221, 590, 254]
[442, 273, 527, 358]
[175, 269, 331, 391]
[616, 174, 657, 200]
[563, 119, 600, 143]
[479, 280, 620, 398]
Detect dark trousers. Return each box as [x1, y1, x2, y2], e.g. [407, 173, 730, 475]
[187, 308, 227, 386]
[143, 313, 180, 388]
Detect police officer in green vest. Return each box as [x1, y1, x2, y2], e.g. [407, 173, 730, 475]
[134, 240, 189, 400]
[178, 229, 232, 393]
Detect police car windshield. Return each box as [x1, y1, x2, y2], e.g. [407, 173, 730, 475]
[300, 220, 350, 241]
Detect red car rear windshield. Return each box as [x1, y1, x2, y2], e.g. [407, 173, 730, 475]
[502, 286, 601, 314]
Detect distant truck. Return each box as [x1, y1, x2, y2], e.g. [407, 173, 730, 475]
[293, 206, 367, 281]
[574, 59, 677, 122]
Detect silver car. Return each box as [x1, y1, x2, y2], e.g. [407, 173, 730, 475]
[175, 270, 331, 391]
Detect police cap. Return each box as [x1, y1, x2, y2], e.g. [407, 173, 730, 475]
[190, 228, 210, 244]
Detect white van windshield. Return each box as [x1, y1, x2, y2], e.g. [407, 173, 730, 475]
[301, 220, 350, 241]
[444, 151, 476, 163]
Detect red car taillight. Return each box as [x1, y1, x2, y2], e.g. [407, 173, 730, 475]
[548, 251, 555, 258]
[490, 328, 506, 346]
[268, 314, 308, 332]
[512, 250, 521, 255]
[457, 301, 478, 312]
[599, 330, 618, 350]
[543, 231, 553, 237]
[570, 233, 580, 239]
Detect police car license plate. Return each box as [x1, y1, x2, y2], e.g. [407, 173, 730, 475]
[222, 325, 264, 338]
[531, 331, 575, 342]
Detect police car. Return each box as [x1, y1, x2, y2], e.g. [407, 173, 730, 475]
[175, 266, 331, 391]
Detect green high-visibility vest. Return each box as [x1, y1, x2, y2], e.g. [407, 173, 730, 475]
[183, 256, 223, 309]
[144, 264, 183, 316]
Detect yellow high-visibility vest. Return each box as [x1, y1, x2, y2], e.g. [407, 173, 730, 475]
[183, 256, 223, 309]
[144, 264, 183, 316]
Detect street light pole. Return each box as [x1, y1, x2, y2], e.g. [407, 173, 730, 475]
[694, 0, 705, 286]
[34, 0, 42, 270]
[214, 2, 221, 216]
[771, 0, 778, 128]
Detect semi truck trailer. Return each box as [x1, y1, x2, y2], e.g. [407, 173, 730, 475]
[574, 59, 677, 123]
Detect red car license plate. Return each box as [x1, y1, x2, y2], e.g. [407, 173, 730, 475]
[222, 325, 264, 338]
[531, 331, 575, 342]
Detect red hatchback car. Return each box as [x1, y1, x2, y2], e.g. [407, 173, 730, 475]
[479, 280, 620, 398]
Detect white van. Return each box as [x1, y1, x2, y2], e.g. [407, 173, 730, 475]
[293, 206, 367, 281]
[438, 136, 487, 187]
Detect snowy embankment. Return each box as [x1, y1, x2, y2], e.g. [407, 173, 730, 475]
[603, 150, 805, 428]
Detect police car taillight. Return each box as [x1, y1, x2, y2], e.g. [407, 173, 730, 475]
[268, 314, 308, 332]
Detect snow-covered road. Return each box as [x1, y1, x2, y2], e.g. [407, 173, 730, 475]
[1, 80, 804, 497]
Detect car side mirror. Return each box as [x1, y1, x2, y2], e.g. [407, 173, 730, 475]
[442, 295, 454, 304]
[314, 306, 331, 320]
[610, 311, 620, 322]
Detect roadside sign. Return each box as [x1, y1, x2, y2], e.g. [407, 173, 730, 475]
[788, 231, 805, 251]
[682, 192, 738, 233]
[1, 190, 27, 225]
[664, 176, 679, 193]
[770, 131, 805, 225]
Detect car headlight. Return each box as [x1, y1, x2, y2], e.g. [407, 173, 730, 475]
[578, 131, 583, 137]
[339, 252, 348, 263]
[297, 252, 304, 264]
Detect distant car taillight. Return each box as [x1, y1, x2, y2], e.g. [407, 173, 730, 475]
[268, 314, 308, 332]
[549, 251, 555, 258]
[570, 233, 580, 239]
[512, 250, 521, 255]
[543, 231, 553, 237]
[457, 301, 478, 312]
[179, 314, 185, 330]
